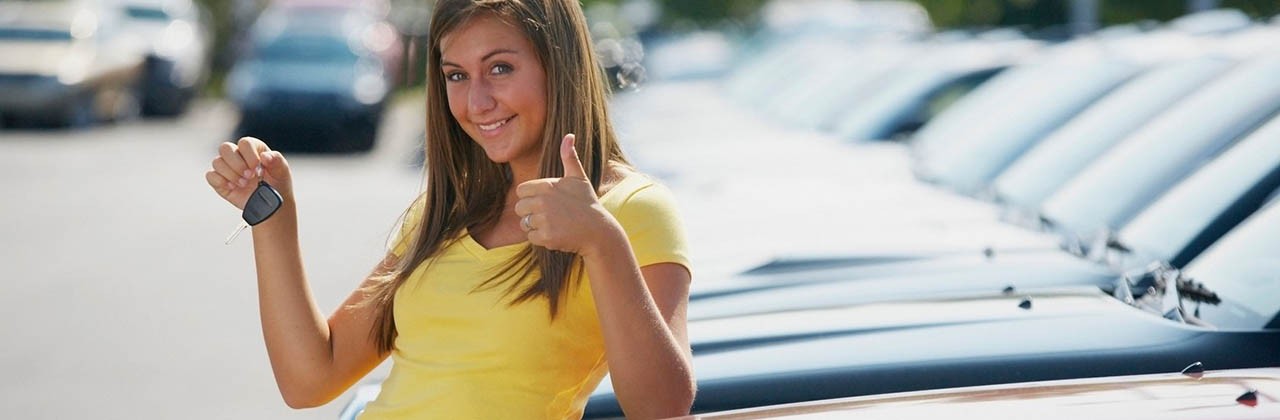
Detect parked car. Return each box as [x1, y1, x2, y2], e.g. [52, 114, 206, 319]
[225, 4, 393, 152]
[681, 368, 1280, 420]
[0, 0, 147, 128]
[710, 27, 1280, 277]
[687, 111, 1280, 320]
[583, 193, 1280, 416]
[116, 0, 212, 116]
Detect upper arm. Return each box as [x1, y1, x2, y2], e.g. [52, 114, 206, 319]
[618, 182, 693, 354]
[321, 253, 396, 400]
[641, 262, 693, 356]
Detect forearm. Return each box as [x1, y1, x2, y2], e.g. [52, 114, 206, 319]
[249, 200, 336, 405]
[581, 230, 696, 418]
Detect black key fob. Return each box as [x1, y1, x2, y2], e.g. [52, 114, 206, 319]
[242, 180, 283, 226]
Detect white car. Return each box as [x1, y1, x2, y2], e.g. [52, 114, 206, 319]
[0, 0, 148, 127]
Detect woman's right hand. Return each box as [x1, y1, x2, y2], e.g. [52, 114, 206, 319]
[205, 136, 294, 210]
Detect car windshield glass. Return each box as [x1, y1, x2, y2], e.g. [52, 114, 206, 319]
[832, 67, 954, 141]
[1182, 202, 1280, 330]
[1118, 114, 1280, 265]
[1041, 54, 1280, 235]
[912, 57, 1137, 192]
[992, 57, 1234, 210]
[125, 6, 170, 21]
[0, 28, 73, 41]
[255, 34, 358, 63]
[775, 43, 913, 129]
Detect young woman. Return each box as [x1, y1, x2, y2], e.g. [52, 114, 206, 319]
[203, 0, 695, 418]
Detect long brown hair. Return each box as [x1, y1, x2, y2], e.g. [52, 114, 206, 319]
[363, 0, 629, 355]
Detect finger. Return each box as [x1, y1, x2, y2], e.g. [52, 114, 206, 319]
[516, 179, 555, 198]
[514, 199, 530, 217]
[260, 150, 293, 183]
[526, 229, 547, 246]
[205, 170, 231, 196]
[560, 133, 587, 180]
[520, 213, 535, 232]
[237, 137, 270, 174]
[218, 142, 249, 177]
[212, 157, 244, 188]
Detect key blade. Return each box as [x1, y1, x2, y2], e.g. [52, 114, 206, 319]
[224, 221, 248, 244]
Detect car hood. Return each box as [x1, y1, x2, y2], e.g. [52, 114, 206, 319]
[0, 40, 75, 75]
[689, 250, 1116, 321]
[684, 368, 1280, 420]
[586, 287, 1276, 416]
[688, 286, 1131, 354]
[692, 248, 1104, 300]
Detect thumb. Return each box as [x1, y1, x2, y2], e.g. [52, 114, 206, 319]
[560, 133, 587, 180]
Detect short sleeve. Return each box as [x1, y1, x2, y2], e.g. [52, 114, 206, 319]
[390, 194, 427, 257]
[611, 182, 692, 276]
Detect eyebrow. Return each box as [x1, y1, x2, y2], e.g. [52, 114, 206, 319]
[441, 48, 519, 68]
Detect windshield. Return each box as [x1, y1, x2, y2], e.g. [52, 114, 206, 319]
[832, 66, 986, 141]
[776, 43, 913, 129]
[1181, 201, 1280, 330]
[254, 34, 359, 63]
[911, 58, 1138, 193]
[1117, 114, 1280, 266]
[1041, 53, 1280, 236]
[0, 28, 73, 41]
[993, 57, 1234, 210]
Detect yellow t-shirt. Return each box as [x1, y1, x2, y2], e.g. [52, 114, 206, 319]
[359, 173, 690, 420]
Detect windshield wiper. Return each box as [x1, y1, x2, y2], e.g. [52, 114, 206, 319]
[1128, 261, 1221, 326]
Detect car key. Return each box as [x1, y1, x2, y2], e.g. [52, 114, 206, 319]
[224, 167, 283, 245]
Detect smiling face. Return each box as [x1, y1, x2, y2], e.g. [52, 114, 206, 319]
[440, 13, 548, 171]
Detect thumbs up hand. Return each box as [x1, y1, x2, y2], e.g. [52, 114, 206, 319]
[515, 134, 622, 256]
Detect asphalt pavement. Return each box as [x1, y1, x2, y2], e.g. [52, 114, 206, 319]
[0, 97, 424, 419]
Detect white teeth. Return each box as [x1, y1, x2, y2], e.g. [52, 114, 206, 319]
[479, 117, 509, 131]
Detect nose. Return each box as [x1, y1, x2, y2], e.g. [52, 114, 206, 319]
[467, 78, 497, 116]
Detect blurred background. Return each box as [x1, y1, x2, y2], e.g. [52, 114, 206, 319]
[3, 0, 1280, 419]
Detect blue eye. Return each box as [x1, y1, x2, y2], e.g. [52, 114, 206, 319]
[445, 72, 466, 82]
[491, 63, 513, 75]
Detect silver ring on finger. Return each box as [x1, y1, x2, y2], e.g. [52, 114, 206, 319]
[521, 214, 534, 232]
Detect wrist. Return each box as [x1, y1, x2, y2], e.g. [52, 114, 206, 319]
[578, 219, 628, 261]
[252, 199, 298, 236]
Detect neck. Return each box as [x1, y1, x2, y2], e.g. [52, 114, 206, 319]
[508, 157, 540, 185]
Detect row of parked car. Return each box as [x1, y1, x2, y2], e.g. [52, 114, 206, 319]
[0, 0, 211, 128]
[334, 5, 1280, 420]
